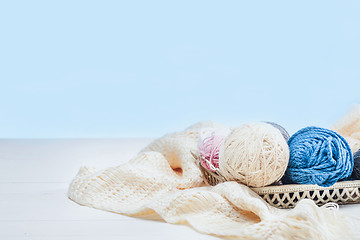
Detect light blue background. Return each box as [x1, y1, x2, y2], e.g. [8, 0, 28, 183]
[1, 1, 359, 138]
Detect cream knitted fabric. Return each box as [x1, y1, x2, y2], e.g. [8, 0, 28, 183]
[332, 105, 360, 153]
[68, 121, 355, 240]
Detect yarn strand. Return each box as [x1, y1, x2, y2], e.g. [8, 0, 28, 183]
[283, 127, 353, 187]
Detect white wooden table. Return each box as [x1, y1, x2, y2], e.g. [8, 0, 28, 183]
[1, 139, 359, 240]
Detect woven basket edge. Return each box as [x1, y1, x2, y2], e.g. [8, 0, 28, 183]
[251, 180, 360, 194]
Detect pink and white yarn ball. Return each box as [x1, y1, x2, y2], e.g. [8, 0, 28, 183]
[198, 127, 231, 172]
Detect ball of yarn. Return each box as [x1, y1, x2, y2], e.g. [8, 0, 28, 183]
[351, 149, 360, 180]
[282, 127, 353, 187]
[265, 122, 290, 142]
[219, 122, 290, 187]
[198, 127, 230, 172]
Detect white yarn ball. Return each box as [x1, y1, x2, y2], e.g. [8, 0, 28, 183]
[219, 122, 289, 187]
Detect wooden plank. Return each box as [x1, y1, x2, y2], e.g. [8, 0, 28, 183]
[0, 139, 152, 183]
[1, 139, 360, 239]
[1, 220, 218, 240]
[0, 182, 218, 239]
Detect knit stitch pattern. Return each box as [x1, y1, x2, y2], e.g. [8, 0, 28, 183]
[68, 122, 355, 240]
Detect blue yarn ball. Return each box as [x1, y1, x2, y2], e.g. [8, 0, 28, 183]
[282, 127, 353, 187]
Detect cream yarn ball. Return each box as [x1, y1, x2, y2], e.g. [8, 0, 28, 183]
[219, 122, 289, 187]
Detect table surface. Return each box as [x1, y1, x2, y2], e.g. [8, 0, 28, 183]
[1, 139, 359, 240]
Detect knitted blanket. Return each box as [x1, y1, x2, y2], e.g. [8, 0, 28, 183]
[68, 121, 356, 240]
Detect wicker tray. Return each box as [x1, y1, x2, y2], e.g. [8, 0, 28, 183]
[191, 152, 360, 209]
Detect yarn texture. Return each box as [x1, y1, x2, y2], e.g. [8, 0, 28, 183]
[68, 121, 355, 240]
[219, 122, 289, 187]
[331, 105, 360, 153]
[198, 127, 230, 172]
[283, 127, 353, 187]
[352, 149, 360, 180]
[266, 122, 290, 142]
